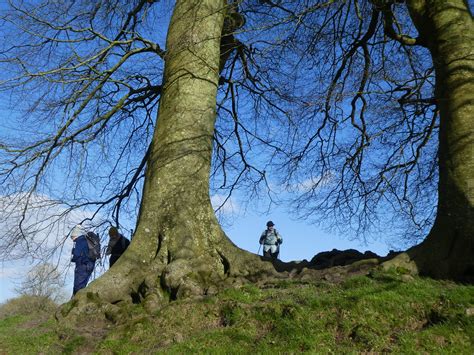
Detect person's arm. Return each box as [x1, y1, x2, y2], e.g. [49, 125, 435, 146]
[121, 236, 130, 251]
[276, 230, 283, 244]
[71, 243, 77, 263]
[259, 231, 266, 244]
[105, 241, 113, 255]
[74, 237, 89, 262]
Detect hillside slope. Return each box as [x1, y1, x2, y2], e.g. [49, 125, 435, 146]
[1, 270, 473, 353]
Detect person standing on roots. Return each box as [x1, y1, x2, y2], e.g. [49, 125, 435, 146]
[70, 225, 95, 296]
[259, 221, 283, 260]
[106, 226, 130, 268]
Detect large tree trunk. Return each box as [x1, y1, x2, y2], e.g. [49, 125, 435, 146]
[59, 0, 277, 323]
[384, 0, 474, 281]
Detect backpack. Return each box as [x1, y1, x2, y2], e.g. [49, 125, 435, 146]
[85, 231, 101, 261]
[260, 229, 282, 245]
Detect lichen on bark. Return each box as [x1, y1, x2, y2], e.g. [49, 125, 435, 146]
[384, 0, 474, 281]
[58, 0, 279, 325]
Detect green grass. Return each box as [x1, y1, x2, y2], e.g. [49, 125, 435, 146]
[0, 295, 60, 354]
[0, 314, 58, 354]
[1, 272, 473, 353]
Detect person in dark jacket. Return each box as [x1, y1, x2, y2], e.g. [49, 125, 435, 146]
[70, 225, 95, 295]
[106, 226, 130, 267]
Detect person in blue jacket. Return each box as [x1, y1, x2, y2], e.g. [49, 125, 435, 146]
[70, 225, 95, 295]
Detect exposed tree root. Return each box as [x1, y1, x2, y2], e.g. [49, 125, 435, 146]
[382, 213, 474, 283]
[57, 229, 283, 326]
[57, 229, 389, 328]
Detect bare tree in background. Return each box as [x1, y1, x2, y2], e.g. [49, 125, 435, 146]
[15, 263, 66, 303]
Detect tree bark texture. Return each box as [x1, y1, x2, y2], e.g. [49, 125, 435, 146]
[59, 0, 278, 323]
[385, 0, 474, 281]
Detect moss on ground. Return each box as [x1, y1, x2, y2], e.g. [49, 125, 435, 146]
[1, 271, 473, 353]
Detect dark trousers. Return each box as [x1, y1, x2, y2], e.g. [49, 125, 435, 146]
[73, 261, 94, 295]
[263, 248, 279, 260]
[109, 254, 121, 267]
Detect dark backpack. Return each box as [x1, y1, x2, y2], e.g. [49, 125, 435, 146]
[260, 229, 282, 245]
[85, 231, 101, 261]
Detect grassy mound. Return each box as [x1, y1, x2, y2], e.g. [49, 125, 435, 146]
[1, 270, 473, 353]
[0, 295, 59, 353]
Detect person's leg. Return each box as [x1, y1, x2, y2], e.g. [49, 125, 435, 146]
[73, 263, 94, 294]
[85, 261, 94, 284]
[262, 246, 278, 260]
[272, 250, 279, 260]
[72, 267, 79, 295]
[73, 265, 87, 295]
[110, 255, 118, 267]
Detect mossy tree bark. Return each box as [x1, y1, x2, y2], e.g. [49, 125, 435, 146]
[385, 0, 474, 281]
[60, 0, 277, 321]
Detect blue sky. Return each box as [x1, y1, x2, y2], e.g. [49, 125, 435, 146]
[1, 198, 394, 304]
[226, 209, 392, 262]
[0, 0, 414, 305]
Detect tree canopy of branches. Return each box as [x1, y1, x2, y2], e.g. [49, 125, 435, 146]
[0, 0, 472, 322]
[237, 0, 473, 280]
